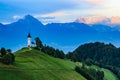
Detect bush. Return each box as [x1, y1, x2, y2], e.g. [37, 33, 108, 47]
[2, 54, 15, 65]
[0, 48, 6, 57]
[75, 66, 104, 80]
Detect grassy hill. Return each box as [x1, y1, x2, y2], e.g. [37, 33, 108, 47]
[0, 48, 118, 80]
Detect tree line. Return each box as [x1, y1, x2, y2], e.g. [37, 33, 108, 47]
[66, 42, 120, 79]
[0, 48, 15, 65]
[75, 65, 104, 80]
[34, 38, 120, 79]
[34, 37, 65, 59]
[66, 42, 120, 67]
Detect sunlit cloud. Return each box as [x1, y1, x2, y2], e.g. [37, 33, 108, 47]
[76, 16, 107, 24]
[87, 0, 108, 3]
[111, 16, 120, 24]
[76, 16, 120, 24]
[41, 11, 70, 17]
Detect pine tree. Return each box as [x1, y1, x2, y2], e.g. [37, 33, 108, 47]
[1, 48, 6, 57]
[35, 37, 43, 50]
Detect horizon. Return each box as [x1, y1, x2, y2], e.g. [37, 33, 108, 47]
[1, 14, 120, 26]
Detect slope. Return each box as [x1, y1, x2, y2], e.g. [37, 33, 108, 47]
[0, 48, 118, 80]
[0, 48, 86, 80]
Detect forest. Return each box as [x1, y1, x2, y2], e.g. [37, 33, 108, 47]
[66, 42, 120, 79]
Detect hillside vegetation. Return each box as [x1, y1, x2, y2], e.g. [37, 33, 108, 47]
[0, 48, 118, 80]
[66, 42, 120, 79]
[0, 48, 86, 80]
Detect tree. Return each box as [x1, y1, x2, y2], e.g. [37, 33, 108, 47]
[1, 48, 6, 57]
[55, 49, 65, 59]
[67, 42, 120, 67]
[10, 53, 15, 62]
[7, 49, 12, 54]
[75, 66, 104, 80]
[41, 45, 65, 59]
[35, 37, 43, 50]
[2, 54, 12, 65]
[2, 53, 15, 65]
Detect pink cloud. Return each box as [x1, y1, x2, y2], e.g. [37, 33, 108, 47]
[111, 16, 120, 24]
[76, 16, 120, 24]
[76, 16, 107, 24]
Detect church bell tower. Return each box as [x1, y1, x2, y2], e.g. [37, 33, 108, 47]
[27, 33, 31, 47]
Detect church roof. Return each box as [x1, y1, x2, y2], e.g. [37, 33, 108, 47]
[28, 33, 31, 38]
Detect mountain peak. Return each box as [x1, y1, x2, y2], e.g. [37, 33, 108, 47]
[13, 15, 44, 26]
[24, 15, 35, 19]
[24, 15, 38, 21]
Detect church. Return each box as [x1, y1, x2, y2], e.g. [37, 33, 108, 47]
[27, 33, 32, 48]
[27, 33, 35, 48]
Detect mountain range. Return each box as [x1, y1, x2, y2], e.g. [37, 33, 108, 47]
[0, 15, 120, 53]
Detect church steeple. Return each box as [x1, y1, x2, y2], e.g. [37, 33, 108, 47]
[27, 33, 31, 47]
[27, 33, 31, 38]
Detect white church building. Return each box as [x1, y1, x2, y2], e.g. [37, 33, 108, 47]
[27, 33, 35, 49]
[27, 33, 32, 47]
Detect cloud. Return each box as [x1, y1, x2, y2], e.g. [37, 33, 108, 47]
[76, 16, 120, 24]
[13, 15, 22, 20]
[34, 15, 55, 20]
[1, 22, 11, 24]
[76, 16, 107, 24]
[33, 11, 71, 24]
[87, 0, 108, 3]
[111, 16, 120, 24]
[34, 14, 56, 24]
[41, 11, 70, 17]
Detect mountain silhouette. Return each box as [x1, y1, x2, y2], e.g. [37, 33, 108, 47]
[0, 15, 120, 53]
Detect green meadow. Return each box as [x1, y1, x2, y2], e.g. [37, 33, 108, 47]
[0, 48, 118, 80]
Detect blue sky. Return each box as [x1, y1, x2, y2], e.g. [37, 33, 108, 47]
[0, 0, 120, 24]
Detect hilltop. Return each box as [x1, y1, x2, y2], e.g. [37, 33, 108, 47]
[0, 48, 86, 80]
[0, 48, 118, 80]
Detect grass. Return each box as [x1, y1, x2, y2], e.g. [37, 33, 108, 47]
[0, 47, 118, 80]
[0, 48, 86, 80]
[102, 68, 118, 80]
[89, 65, 118, 80]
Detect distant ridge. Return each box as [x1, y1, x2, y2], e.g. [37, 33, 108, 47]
[0, 15, 120, 53]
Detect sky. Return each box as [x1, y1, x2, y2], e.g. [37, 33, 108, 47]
[0, 0, 120, 24]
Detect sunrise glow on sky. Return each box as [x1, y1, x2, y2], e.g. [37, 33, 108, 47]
[0, 0, 120, 24]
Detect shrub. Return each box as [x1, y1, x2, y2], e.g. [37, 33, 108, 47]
[75, 66, 104, 80]
[2, 54, 15, 65]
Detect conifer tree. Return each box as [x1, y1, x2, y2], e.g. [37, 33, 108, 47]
[1, 48, 6, 57]
[35, 37, 43, 50]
